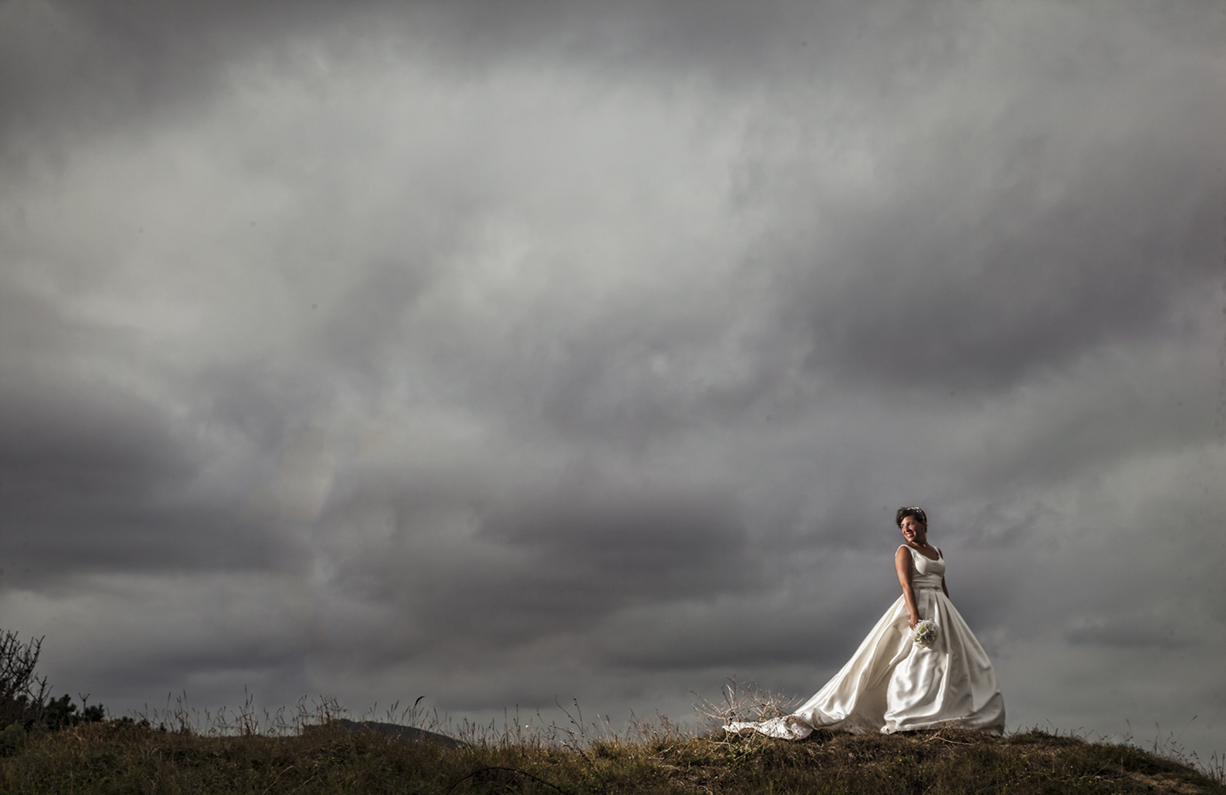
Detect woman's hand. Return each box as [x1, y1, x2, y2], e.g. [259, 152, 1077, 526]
[908, 614, 918, 630]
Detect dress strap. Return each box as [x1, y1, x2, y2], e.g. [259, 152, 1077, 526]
[900, 543, 939, 562]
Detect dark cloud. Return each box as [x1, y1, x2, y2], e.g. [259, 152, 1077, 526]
[0, 372, 276, 583]
[301, 482, 759, 663]
[482, 486, 752, 594]
[0, 1, 342, 160]
[765, 97, 1224, 394]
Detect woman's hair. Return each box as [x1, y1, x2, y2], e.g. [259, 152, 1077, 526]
[895, 506, 927, 527]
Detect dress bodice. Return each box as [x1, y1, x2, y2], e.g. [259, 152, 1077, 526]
[902, 545, 945, 590]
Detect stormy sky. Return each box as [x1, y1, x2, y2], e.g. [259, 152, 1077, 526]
[2, 0, 1225, 759]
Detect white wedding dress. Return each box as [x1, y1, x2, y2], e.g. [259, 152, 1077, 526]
[728, 545, 1005, 739]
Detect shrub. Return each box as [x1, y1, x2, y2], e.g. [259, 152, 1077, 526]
[0, 631, 48, 729]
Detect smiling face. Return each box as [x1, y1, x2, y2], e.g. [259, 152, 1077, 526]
[900, 515, 928, 546]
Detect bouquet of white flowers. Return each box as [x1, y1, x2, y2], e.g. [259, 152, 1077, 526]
[912, 619, 938, 649]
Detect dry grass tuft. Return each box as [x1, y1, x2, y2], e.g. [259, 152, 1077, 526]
[691, 675, 800, 733]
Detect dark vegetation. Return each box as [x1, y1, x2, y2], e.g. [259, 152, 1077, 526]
[3, 628, 1223, 794]
[3, 719, 1223, 794]
[1, 630, 107, 734]
[0, 631, 49, 730]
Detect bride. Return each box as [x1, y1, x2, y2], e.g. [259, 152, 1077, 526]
[727, 507, 1005, 738]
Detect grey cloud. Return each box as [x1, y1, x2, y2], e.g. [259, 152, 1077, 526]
[361, 485, 758, 653]
[0, 0, 1156, 166]
[778, 114, 1221, 394]
[596, 582, 903, 673]
[537, 317, 780, 448]
[0, 375, 276, 583]
[1065, 618, 1193, 651]
[0, 0, 346, 159]
[312, 260, 432, 373]
[483, 486, 751, 590]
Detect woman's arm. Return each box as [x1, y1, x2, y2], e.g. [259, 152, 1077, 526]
[895, 546, 920, 629]
[941, 576, 949, 599]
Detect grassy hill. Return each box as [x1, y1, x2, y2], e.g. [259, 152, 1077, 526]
[1, 718, 1222, 794]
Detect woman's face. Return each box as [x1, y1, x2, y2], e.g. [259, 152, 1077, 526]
[900, 516, 927, 545]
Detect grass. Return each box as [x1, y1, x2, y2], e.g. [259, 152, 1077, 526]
[0, 691, 1222, 794]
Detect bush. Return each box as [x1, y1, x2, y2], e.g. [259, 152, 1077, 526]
[0, 722, 25, 758]
[0, 628, 105, 733]
[0, 631, 48, 729]
[42, 693, 107, 730]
